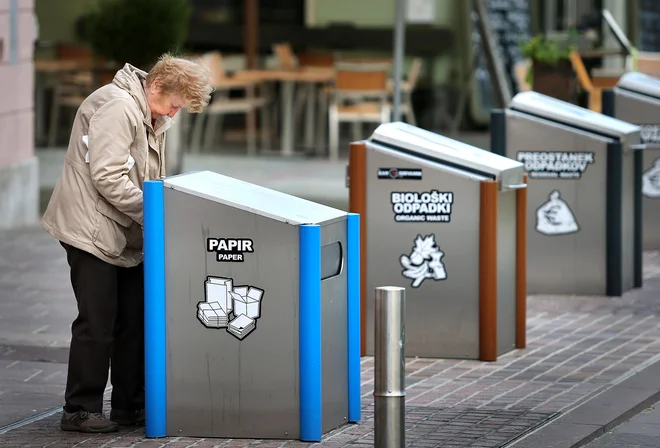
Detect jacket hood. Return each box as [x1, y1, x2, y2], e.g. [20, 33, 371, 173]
[111, 63, 172, 134]
[112, 64, 150, 120]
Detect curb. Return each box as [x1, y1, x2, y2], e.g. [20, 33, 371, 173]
[509, 358, 660, 448]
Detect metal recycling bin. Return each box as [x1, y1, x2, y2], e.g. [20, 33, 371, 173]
[602, 71, 660, 250]
[348, 122, 528, 361]
[491, 91, 644, 297]
[142, 170, 361, 441]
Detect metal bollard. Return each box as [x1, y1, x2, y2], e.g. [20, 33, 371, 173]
[373, 286, 406, 448]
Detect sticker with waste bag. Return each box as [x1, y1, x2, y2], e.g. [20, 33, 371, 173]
[642, 158, 660, 199]
[535, 190, 580, 236]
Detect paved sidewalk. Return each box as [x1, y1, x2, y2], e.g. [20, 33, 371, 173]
[1, 223, 660, 446]
[4, 135, 660, 447]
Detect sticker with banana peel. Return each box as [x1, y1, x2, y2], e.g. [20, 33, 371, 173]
[400, 234, 447, 288]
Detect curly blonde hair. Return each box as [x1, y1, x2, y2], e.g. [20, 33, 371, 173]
[146, 53, 214, 113]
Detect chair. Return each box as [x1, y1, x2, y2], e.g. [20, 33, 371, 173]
[297, 51, 335, 68]
[387, 57, 422, 126]
[569, 51, 602, 113]
[47, 44, 96, 146]
[630, 51, 660, 78]
[190, 52, 271, 155]
[513, 59, 532, 92]
[326, 60, 392, 160]
[48, 70, 96, 147]
[272, 43, 298, 70]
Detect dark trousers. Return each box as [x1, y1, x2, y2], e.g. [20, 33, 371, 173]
[61, 242, 145, 414]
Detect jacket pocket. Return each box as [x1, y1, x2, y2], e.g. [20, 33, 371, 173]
[92, 197, 133, 257]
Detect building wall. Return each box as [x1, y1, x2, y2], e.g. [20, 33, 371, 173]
[0, 0, 39, 228]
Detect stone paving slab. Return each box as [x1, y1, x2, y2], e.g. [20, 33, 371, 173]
[1, 226, 660, 447]
[0, 227, 75, 349]
[509, 350, 660, 447]
[0, 358, 68, 428]
[584, 401, 660, 447]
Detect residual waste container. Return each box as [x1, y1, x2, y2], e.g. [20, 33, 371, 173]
[602, 71, 660, 250]
[491, 91, 644, 297]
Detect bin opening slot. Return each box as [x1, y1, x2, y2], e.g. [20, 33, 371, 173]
[370, 139, 496, 180]
[509, 107, 621, 142]
[321, 241, 343, 281]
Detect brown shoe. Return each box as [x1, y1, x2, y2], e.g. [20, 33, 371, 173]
[60, 410, 119, 433]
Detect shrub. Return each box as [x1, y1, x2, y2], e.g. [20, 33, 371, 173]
[83, 0, 193, 69]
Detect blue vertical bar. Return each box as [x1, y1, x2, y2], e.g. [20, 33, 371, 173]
[9, 0, 17, 65]
[299, 224, 322, 441]
[143, 180, 166, 438]
[347, 213, 361, 423]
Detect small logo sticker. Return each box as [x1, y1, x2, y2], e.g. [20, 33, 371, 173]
[378, 168, 423, 180]
[400, 234, 447, 288]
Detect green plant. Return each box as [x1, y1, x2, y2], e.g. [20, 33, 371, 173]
[519, 33, 577, 85]
[520, 35, 569, 65]
[83, 0, 193, 69]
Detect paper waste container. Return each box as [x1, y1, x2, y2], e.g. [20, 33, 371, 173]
[602, 71, 660, 250]
[348, 122, 528, 361]
[491, 91, 644, 297]
[142, 171, 361, 441]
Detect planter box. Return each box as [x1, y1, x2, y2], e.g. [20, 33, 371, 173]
[532, 60, 574, 103]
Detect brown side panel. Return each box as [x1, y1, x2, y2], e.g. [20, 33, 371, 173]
[479, 180, 498, 362]
[516, 175, 528, 349]
[348, 142, 367, 357]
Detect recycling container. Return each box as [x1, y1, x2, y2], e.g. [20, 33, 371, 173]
[491, 91, 644, 297]
[602, 71, 660, 250]
[348, 121, 528, 361]
[142, 170, 361, 441]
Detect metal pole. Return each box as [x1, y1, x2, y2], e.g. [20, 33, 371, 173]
[392, 0, 406, 122]
[374, 286, 406, 448]
[244, 0, 259, 70]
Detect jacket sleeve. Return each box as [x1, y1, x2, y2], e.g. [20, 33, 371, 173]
[88, 98, 145, 226]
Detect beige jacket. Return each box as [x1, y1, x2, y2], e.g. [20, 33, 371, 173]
[42, 63, 172, 268]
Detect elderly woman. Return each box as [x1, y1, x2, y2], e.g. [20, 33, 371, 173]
[42, 54, 213, 433]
